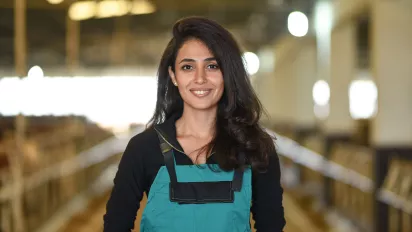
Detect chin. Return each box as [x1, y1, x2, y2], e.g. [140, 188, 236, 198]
[186, 101, 218, 111]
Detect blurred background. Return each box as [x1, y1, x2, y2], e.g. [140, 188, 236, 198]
[0, 0, 411, 231]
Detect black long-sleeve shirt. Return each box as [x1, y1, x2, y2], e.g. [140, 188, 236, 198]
[103, 115, 286, 231]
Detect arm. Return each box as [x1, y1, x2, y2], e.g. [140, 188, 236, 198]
[251, 150, 286, 232]
[103, 135, 147, 231]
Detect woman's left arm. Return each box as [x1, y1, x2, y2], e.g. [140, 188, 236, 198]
[250, 150, 286, 232]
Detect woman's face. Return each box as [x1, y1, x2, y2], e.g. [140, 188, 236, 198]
[169, 39, 224, 112]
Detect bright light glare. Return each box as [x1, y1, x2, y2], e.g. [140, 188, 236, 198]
[96, 0, 130, 18]
[349, 79, 378, 119]
[47, 0, 64, 4]
[312, 80, 330, 105]
[314, 1, 333, 38]
[28, 66, 44, 79]
[0, 76, 157, 130]
[68, 0, 156, 20]
[314, 103, 329, 120]
[69, 1, 97, 21]
[243, 52, 260, 75]
[288, 11, 309, 37]
[130, 0, 156, 15]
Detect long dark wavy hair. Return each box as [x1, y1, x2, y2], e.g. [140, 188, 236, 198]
[148, 16, 276, 172]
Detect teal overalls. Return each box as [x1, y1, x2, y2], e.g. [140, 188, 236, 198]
[140, 130, 252, 232]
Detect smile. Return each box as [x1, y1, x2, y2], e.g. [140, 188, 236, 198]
[190, 89, 212, 97]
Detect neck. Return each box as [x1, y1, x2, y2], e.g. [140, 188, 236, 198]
[176, 106, 217, 139]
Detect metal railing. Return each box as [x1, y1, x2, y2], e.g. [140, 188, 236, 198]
[265, 129, 374, 193]
[1, 126, 409, 232]
[0, 124, 144, 232]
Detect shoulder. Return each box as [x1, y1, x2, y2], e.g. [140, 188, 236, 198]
[129, 126, 158, 145]
[119, 126, 164, 170]
[127, 126, 159, 152]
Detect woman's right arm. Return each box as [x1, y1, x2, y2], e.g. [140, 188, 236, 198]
[103, 135, 147, 231]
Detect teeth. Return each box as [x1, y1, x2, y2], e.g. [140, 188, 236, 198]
[193, 90, 209, 95]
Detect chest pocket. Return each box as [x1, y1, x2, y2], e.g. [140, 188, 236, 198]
[140, 131, 252, 232]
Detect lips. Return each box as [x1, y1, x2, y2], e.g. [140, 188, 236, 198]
[190, 89, 212, 97]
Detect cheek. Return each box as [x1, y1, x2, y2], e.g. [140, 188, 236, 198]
[211, 76, 224, 98]
[209, 72, 224, 86]
[175, 72, 190, 88]
[216, 82, 224, 95]
[215, 75, 224, 92]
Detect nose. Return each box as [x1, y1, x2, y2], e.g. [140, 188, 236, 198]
[194, 68, 207, 84]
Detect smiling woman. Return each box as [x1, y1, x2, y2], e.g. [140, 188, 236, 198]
[169, 39, 224, 113]
[104, 16, 286, 232]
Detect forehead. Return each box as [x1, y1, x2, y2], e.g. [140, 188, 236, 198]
[176, 39, 214, 59]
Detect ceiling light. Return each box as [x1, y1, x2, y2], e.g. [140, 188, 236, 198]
[130, 0, 156, 15]
[69, 1, 97, 21]
[96, 0, 130, 18]
[47, 0, 64, 4]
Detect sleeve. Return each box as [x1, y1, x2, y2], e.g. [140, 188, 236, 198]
[103, 136, 147, 231]
[250, 150, 286, 232]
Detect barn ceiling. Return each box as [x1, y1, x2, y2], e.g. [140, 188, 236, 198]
[0, 0, 316, 73]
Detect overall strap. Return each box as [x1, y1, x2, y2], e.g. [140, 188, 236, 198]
[156, 128, 246, 193]
[231, 152, 245, 192]
[156, 131, 178, 186]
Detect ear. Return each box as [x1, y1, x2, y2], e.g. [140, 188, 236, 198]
[168, 66, 178, 86]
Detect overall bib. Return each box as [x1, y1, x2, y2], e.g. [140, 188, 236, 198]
[140, 131, 252, 232]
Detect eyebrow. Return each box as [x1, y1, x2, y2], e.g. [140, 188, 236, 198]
[178, 57, 216, 64]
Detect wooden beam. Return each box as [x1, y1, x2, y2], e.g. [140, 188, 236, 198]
[66, 14, 79, 72]
[8, 114, 27, 232]
[110, 16, 130, 66]
[14, 0, 26, 77]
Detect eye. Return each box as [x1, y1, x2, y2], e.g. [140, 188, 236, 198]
[207, 64, 219, 69]
[181, 65, 193, 70]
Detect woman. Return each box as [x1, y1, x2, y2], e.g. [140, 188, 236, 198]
[103, 16, 285, 232]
